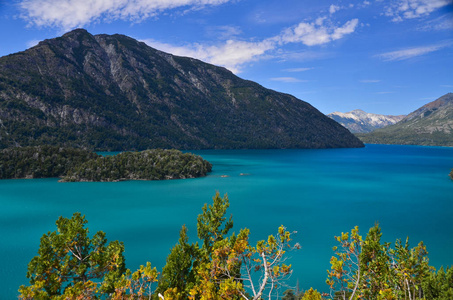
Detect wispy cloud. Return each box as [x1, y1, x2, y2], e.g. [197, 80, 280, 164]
[18, 0, 232, 30]
[376, 43, 450, 61]
[360, 79, 381, 83]
[418, 14, 453, 31]
[284, 67, 314, 72]
[270, 77, 308, 83]
[377, 91, 395, 94]
[142, 38, 275, 73]
[144, 14, 359, 72]
[205, 25, 242, 40]
[384, 0, 453, 22]
[26, 39, 40, 48]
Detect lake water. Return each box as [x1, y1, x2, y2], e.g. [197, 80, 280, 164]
[1, 144, 452, 298]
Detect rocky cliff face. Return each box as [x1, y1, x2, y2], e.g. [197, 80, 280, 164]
[0, 29, 363, 150]
[328, 109, 405, 133]
[358, 93, 453, 146]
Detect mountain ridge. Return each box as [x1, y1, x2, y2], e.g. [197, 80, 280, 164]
[327, 109, 405, 133]
[0, 29, 363, 150]
[357, 93, 453, 146]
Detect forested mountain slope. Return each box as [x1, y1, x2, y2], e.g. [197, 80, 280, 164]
[0, 29, 363, 150]
[358, 93, 453, 146]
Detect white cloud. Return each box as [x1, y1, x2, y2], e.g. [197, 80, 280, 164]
[19, 0, 232, 30]
[329, 4, 341, 14]
[270, 77, 308, 83]
[280, 18, 359, 46]
[376, 43, 449, 61]
[143, 14, 359, 73]
[384, 0, 453, 22]
[142, 38, 275, 73]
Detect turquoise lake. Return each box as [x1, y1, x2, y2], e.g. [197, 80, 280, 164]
[1, 144, 453, 298]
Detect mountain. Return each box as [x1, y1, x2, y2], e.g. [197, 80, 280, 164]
[327, 109, 405, 133]
[358, 93, 453, 146]
[0, 29, 363, 150]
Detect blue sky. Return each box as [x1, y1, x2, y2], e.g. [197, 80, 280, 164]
[0, 0, 452, 115]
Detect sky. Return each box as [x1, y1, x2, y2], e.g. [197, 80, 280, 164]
[0, 0, 452, 115]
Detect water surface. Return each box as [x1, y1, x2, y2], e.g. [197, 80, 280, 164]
[1, 144, 452, 298]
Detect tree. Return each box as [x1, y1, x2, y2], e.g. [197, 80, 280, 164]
[359, 225, 392, 299]
[157, 192, 298, 300]
[19, 212, 126, 299]
[111, 262, 159, 299]
[327, 224, 438, 300]
[326, 226, 363, 300]
[197, 191, 233, 256]
[190, 225, 299, 300]
[156, 192, 235, 299]
[388, 238, 432, 299]
[422, 266, 453, 299]
[156, 225, 198, 298]
[300, 288, 322, 300]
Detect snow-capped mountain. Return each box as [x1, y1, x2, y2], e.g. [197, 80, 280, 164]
[328, 109, 405, 133]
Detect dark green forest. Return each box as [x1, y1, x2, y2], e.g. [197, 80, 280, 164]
[19, 193, 453, 300]
[63, 148, 212, 181]
[0, 145, 98, 179]
[0, 146, 211, 181]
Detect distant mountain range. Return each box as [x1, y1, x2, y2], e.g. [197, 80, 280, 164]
[357, 93, 453, 146]
[0, 29, 363, 150]
[327, 110, 405, 133]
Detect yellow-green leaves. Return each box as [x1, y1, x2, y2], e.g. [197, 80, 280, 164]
[327, 224, 436, 300]
[19, 213, 126, 299]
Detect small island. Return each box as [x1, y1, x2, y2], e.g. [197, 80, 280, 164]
[62, 149, 212, 182]
[0, 146, 212, 182]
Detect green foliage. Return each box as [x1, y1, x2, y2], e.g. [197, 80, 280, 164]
[156, 225, 198, 297]
[0, 145, 98, 179]
[156, 192, 235, 298]
[450, 168, 453, 180]
[282, 289, 299, 300]
[327, 224, 443, 300]
[422, 266, 453, 299]
[62, 148, 212, 182]
[300, 288, 323, 300]
[0, 146, 212, 181]
[19, 212, 127, 299]
[197, 192, 234, 254]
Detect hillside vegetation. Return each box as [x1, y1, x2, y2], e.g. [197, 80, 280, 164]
[0, 145, 98, 179]
[358, 93, 453, 146]
[62, 149, 212, 182]
[0, 29, 363, 150]
[0, 146, 211, 181]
